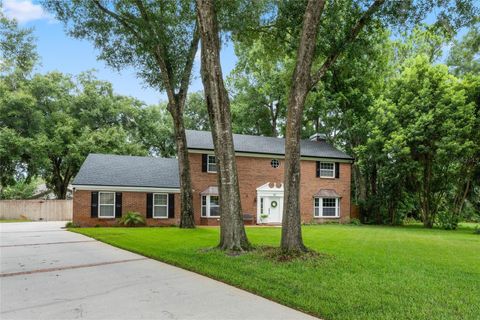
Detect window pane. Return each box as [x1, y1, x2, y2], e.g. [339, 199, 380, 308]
[320, 169, 334, 177]
[210, 196, 219, 206]
[202, 196, 206, 205]
[320, 162, 334, 170]
[210, 205, 220, 217]
[99, 205, 114, 217]
[321, 198, 337, 217]
[99, 192, 114, 205]
[154, 194, 167, 205]
[154, 206, 167, 217]
[320, 162, 334, 177]
[314, 198, 319, 207]
[323, 198, 336, 207]
[314, 207, 319, 217]
[208, 156, 217, 172]
[201, 206, 206, 217]
[322, 207, 336, 216]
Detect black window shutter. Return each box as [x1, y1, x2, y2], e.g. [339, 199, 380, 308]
[202, 154, 208, 172]
[168, 194, 175, 218]
[91, 192, 98, 218]
[335, 162, 340, 178]
[115, 192, 122, 218]
[316, 161, 320, 177]
[146, 193, 153, 218]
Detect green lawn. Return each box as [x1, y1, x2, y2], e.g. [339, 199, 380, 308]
[0, 218, 30, 222]
[71, 224, 480, 320]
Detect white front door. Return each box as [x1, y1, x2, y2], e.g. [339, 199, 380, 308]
[265, 196, 282, 223]
[256, 182, 284, 224]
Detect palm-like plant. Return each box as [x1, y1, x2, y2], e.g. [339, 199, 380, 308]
[118, 211, 145, 227]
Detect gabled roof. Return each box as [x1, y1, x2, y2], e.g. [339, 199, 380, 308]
[72, 154, 179, 189]
[185, 130, 353, 160]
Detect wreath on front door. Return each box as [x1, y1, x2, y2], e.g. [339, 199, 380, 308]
[271, 200, 278, 208]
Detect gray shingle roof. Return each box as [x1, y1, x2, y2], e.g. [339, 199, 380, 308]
[72, 154, 180, 188]
[185, 130, 353, 160]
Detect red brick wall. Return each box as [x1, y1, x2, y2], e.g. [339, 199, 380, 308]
[73, 190, 180, 227]
[73, 153, 351, 227]
[189, 153, 351, 225]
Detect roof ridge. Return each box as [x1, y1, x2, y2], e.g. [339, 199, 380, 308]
[88, 153, 177, 161]
[186, 129, 328, 143]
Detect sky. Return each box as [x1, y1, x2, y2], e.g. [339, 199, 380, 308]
[2, 0, 471, 106]
[2, 0, 238, 105]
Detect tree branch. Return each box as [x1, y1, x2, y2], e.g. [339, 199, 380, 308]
[309, 0, 385, 88]
[92, 0, 142, 40]
[177, 24, 200, 110]
[132, 0, 176, 103]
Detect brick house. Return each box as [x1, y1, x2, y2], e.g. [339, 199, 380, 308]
[72, 130, 353, 226]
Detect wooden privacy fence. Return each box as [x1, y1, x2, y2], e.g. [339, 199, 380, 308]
[0, 200, 72, 221]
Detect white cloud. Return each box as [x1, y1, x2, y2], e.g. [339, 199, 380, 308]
[2, 0, 54, 24]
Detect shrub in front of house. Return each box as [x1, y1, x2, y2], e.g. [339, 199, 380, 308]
[349, 218, 362, 226]
[65, 221, 79, 228]
[118, 211, 145, 227]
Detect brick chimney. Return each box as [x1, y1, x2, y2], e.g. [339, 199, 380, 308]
[309, 133, 327, 142]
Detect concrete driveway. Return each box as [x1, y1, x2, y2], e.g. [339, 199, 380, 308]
[0, 222, 316, 320]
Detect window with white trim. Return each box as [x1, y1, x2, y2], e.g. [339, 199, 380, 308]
[320, 162, 335, 178]
[99, 192, 115, 218]
[260, 197, 264, 214]
[207, 155, 217, 173]
[153, 193, 168, 218]
[201, 195, 220, 217]
[314, 197, 340, 217]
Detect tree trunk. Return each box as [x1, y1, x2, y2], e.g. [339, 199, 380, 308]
[421, 158, 433, 228]
[170, 104, 195, 228]
[281, 0, 326, 253]
[50, 159, 68, 199]
[196, 0, 250, 251]
[54, 181, 68, 199]
[352, 163, 366, 203]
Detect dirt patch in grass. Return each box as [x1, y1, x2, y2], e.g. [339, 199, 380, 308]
[254, 246, 331, 263]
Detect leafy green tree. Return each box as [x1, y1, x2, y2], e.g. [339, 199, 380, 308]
[447, 21, 480, 76]
[183, 92, 210, 131]
[135, 104, 176, 157]
[0, 13, 41, 187]
[393, 24, 453, 64]
[43, 0, 200, 227]
[19, 72, 148, 198]
[255, 0, 478, 251]
[443, 73, 480, 227]
[228, 40, 290, 137]
[363, 56, 476, 228]
[0, 178, 39, 200]
[0, 11, 38, 81]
